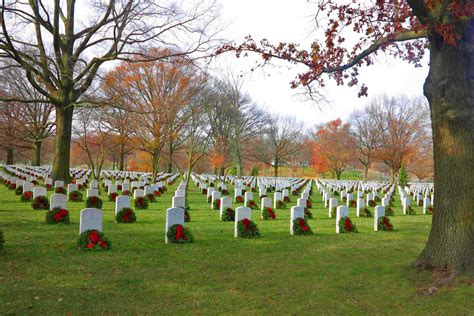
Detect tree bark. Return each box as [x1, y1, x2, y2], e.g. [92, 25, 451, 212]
[236, 141, 243, 177]
[273, 165, 278, 177]
[6, 147, 14, 164]
[52, 106, 74, 182]
[33, 141, 42, 166]
[416, 22, 474, 275]
[119, 143, 125, 171]
[389, 168, 395, 183]
[364, 165, 369, 182]
[167, 142, 173, 173]
[219, 166, 225, 176]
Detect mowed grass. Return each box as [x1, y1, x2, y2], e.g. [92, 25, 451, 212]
[0, 180, 472, 315]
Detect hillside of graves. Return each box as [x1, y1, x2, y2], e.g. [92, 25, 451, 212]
[0, 165, 472, 314]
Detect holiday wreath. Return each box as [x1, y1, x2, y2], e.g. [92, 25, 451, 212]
[237, 218, 260, 238]
[134, 197, 149, 209]
[69, 190, 83, 202]
[86, 196, 103, 209]
[45, 207, 70, 224]
[108, 192, 118, 202]
[167, 224, 194, 243]
[31, 196, 49, 210]
[377, 216, 393, 231]
[261, 207, 276, 220]
[116, 207, 137, 223]
[338, 216, 358, 233]
[293, 218, 313, 235]
[21, 191, 33, 202]
[78, 230, 111, 250]
[221, 207, 235, 221]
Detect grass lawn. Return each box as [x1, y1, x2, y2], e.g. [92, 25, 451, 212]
[0, 179, 472, 315]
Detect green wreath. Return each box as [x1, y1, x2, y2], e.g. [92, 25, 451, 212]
[167, 224, 194, 243]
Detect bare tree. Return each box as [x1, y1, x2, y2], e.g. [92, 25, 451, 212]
[252, 115, 304, 177]
[349, 107, 381, 182]
[0, 0, 221, 181]
[0, 101, 31, 164]
[100, 106, 134, 171]
[73, 107, 119, 181]
[174, 91, 212, 190]
[371, 96, 430, 182]
[0, 68, 55, 165]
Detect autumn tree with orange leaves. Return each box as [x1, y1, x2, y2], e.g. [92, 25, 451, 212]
[370, 96, 431, 182]
[103, 49, 206, 177]
[219, 0, 474, 274]
[312, 119, 355, 180]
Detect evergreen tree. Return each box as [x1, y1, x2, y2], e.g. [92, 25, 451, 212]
[398, 165, 410, 188]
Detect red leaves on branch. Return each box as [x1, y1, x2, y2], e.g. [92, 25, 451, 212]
[217, 1, 470, 97]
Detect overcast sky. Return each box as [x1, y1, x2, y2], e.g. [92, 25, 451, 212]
[210, 0, 429, 128]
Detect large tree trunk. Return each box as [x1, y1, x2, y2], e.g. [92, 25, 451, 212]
[167, 142, 173, 173]
[389, 168, 395, 183]
[6, 147, 14, 164]
[118, 143, 125, 171]
[416, 23, 474, 275]
[236, 141, 243, 177]
[33, 141, 42, 166]
[52, 106, 74, 182]
[363, 165, 369, 182]
[273, 165, 278, 177]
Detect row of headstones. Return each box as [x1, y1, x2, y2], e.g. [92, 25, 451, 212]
[78, 203, 389, 246]
[398, 186, 433, 214]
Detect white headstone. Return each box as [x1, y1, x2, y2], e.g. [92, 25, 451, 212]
[87, 188, 99, 198]
[274, 192, 282, 208]
[108, 184, 118, 195]
[172, 196, 186, 209]
[122, 183, 130, 191]
[211, 191, 221, 208]
[33, 187, 46, 199]
[234, 188, 242, 198]
[297, 198, 306, 208]
[23, 182, 34, 193]
[50, 194, 67, 210]
[234, 206, 252, 238]
[336, 206, 349, 234]
[328, 198, 338, 218]
[423, 197, 431, 214]
[403, 197, 411, 215]
[244, 191, 254, 206]
[115, 195, 130, 214]
[346, 193, 353, 207]
[67, 183, 78, 195]
[54, 180, 64, 188]
[290, 206, 305, 235]
[90, 180, 99, 189]
[374, 206, 385, 231]
[356, 198, 364, 217]
[165, 207, 185, 243]
[220, 196, 233, 218]
[133, 189, 145, 199]
[261, 197, 272, 210]
[79, 208, 103, 234]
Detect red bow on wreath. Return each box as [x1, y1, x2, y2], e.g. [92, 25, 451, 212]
[299, 218, 309, 231]
[175, 225, 185, 240]
[53, 209, 67, 222]
[87, 230, 107, 249]
[242, 218, 250, 230]
[344, 218, 353, 231]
